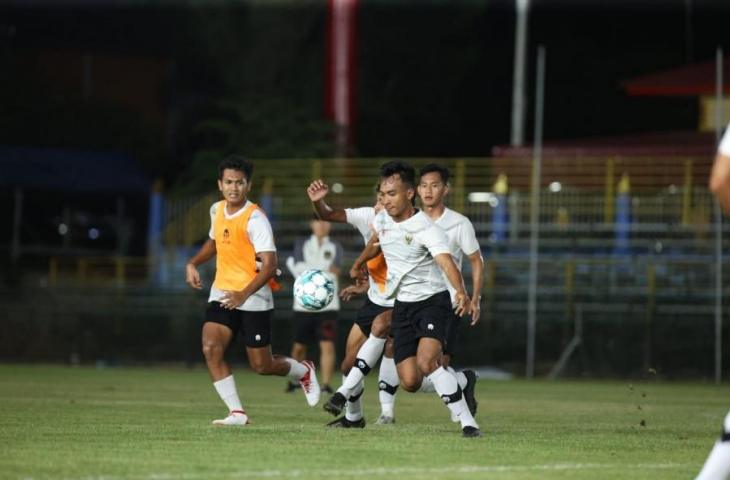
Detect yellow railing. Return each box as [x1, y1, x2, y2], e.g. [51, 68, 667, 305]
[160, 155, 714, 246]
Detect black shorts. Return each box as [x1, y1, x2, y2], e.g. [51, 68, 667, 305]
[204, 302, 272, 348]
[293, 311, 338, 344]
[354, 297, 392, 336]
[392, 290, 451, 364]
[443, 310, 462, 357]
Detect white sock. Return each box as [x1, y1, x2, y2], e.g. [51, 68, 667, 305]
[285, 358, 307, 380]
[213, 375, 243, 413]
[427, 367, 478, 429]
[378, 356, 399, 416]
[418, 374, 436, 393]
[696, 412, 730, 480]
[446, 366, 468, 389]
[345, 380, 364, 422]
[338, 334, 386, 396]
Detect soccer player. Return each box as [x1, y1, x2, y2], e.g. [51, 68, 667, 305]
[307, 179, 399, 427]
[284, 217, 343, 393]
[696, 124, 730, 479]
[345, 160, 481, 437]
[416, 163, 483, 417]
[185, 155, 320, 426]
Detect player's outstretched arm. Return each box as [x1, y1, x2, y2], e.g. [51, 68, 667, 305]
[350, 234, 381, 281]
[710, 153, 730, 214]
[467, 250, 484, 326]
[220, 251, 278, 310]
[434, 253, 471, 317]
[308, 179, 347, 223]
[186, 239, 216, 289]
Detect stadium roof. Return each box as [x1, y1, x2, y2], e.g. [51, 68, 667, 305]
[491, 130, 716, 157]
[622, 58, 730, 97]
[0, 146, 149, 193]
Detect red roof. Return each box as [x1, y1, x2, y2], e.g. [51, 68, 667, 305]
[622, 58, 730, 96]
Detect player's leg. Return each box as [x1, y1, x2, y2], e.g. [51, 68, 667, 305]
[333, 324, 368, 424]
[324, 308, 391, 416]
[392, 301, 422, 392]
[416, 337, 480, 437]
[414, 291, 481, 437]
[696, 411, 730, 480]
[377, 337, 398, 424]
[340, 323, 368, 376]
[442, 313, 478, 420]
[244, 310, 320, 407]
[202, 302, 247, 426]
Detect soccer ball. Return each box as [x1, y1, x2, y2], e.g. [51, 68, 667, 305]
[293, 269, 335, 311]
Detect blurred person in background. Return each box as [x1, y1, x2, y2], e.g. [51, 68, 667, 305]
[185, 156, 320, 426]
[697, 124, 730, 479]
[285, 216, 343, 394]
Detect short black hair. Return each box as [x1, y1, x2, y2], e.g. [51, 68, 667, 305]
[379, 160, 416, 189]
[218, 155, 253, 181]
[419, 163, 450, 184]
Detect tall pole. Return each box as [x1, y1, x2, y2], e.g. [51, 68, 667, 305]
[511, 0, 530, 146]
[527, 46, 545, 378]
[715, 47, 723, 385]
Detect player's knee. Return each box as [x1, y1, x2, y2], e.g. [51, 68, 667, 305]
[201, 342, 224, 361]
[400, 380, 419, 393]
[399, 374, 421, 392]
[416, 358, 438, 376]
[371, 323, 388, 337]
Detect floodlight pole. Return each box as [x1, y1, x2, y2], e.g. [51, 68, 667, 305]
[511, 0, 530, 146]
[714, 46, 723, 385]
[527, 46, 545, 379]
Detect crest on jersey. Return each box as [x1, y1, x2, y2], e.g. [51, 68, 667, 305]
[405, 233, 413, 245]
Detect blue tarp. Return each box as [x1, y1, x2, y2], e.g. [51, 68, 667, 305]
[0, 146, 149, 193]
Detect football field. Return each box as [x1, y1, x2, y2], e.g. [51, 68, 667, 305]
[0, 364, 726, 480]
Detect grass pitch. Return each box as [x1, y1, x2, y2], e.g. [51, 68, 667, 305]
[0, 364, 727, 480]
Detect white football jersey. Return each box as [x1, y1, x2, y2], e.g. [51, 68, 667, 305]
[433, 207, 481, 306]
[371, 209, 451, 303]
[345, 207, 394, 308]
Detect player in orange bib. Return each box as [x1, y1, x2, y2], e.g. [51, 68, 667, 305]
[185, 156, 320, 426]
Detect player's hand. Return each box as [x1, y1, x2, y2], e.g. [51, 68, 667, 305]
[186, 263, 203, 290]
[220, 290, 247, 310]
[454, 291, 471, 317]
[340, 282, 368, 301]
[307, 180, 329, 203]
[469, 297, 481, 326]
[350, 264, 368, 284]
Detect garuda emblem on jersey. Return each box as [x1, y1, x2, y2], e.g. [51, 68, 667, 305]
[404, 233, 413, 245]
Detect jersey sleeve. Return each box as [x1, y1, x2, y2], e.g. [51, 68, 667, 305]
[457, 219, 481, 256]
[247, 209, 277, 253]
[345, 207, 375, 237]
[208, 202, 218, 239]
[418, 223, 451, 257]
[720, 122, 730, 156]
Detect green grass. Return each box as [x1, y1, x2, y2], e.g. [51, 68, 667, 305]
[0, 364, 727, 480]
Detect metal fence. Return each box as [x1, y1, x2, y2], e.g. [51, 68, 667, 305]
[8, 154, 727, 379]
